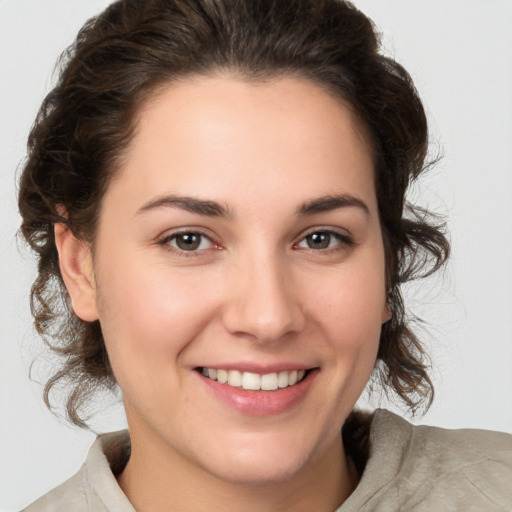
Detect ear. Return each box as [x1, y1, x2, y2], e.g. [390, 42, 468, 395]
[381, 303, 392, 324]
[54, 222, 99, 322]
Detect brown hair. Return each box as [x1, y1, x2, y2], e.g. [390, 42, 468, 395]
[18, 0, 449, 427]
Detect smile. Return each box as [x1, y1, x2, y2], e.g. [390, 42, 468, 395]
[200, 368, 307, 391]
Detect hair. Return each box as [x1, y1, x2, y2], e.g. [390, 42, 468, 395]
[18, 0, 449, 427]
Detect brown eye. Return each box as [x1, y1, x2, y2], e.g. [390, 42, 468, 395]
[305, 232, 332, 249]
[296, 230, 352, 251]
[167, 232, 213, 251]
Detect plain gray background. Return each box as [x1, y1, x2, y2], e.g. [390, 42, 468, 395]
[1, 0, 511, 510]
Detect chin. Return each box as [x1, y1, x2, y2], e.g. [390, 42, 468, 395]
[206, 454, 308, 486]
[193, 431, 321, 486]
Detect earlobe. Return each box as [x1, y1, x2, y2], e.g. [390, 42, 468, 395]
[382, 303, 392, 324]
[54, 222, 99, 322]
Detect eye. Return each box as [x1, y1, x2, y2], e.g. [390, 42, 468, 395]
[163, 231, 214, 252]
[296, 230, 351, 250]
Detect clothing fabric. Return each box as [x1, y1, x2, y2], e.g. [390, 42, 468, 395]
[23, 409, 512, 511]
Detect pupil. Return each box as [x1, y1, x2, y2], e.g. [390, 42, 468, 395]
[308, 232, 330, 249]
[177, 233, 200, 250]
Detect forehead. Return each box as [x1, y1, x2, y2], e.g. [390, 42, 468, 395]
[106, 74, 376, 215]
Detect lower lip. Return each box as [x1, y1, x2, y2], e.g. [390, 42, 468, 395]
[198, 370, 318, 416]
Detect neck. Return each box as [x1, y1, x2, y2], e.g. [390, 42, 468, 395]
[118, 426, 358, 512]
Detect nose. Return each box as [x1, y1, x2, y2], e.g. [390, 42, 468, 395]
[221, 255, 306, 344]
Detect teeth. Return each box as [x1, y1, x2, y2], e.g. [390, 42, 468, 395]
[227, 370, 242, 387]
[278, 371, 289, 388]
[217, 369, 228, 384]
[201, 368, 308, 390]
[261, 373, 278, 391]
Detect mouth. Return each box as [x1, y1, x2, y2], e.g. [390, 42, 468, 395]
[197, 367, 310, 391]
[196, 366, 318, 415]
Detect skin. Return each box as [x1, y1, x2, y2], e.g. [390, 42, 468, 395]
[55, 74, 390, 512]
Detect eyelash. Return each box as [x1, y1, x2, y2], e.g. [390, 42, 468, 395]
[158, 230, 219, 257]
[157, 228, 354, 257]
[295, 229, 354, 252]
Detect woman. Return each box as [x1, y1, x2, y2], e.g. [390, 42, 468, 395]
[15, 0, 512, 510]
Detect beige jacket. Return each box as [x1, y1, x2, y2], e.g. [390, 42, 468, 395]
[24, 410, 512, 511]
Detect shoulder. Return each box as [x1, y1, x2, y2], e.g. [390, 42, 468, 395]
[342, 410, 512, 512]
[373, 408, 512, 463]
[23, 430, 134, 512]
[23, 470, 88, 512]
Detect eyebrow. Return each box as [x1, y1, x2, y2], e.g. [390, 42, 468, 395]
[136, 193, 370, 218]
[137, 195, 231, 218]
[297, 194, 370, 217]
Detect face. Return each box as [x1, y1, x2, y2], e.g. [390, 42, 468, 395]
[76, 75, 389, 485]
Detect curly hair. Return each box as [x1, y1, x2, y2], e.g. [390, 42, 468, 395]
[18, 0, 449, 427]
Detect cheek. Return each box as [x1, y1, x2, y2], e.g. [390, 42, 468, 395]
[94, 255, 215, 380]
[310, 259, 386, 363]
